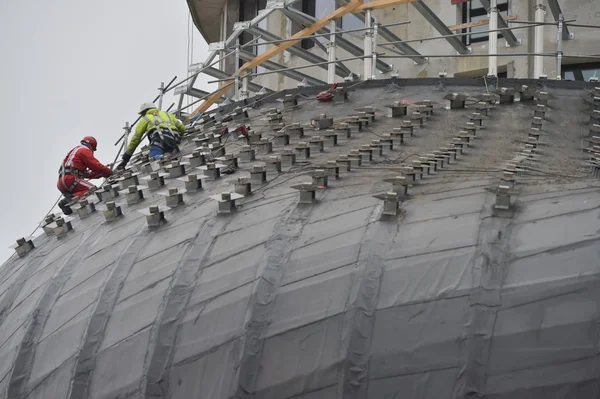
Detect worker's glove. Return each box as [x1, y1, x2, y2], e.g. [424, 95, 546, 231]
[118, 151, 133, 170]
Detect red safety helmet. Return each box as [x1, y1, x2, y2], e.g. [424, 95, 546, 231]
[81, 136, 98, 151]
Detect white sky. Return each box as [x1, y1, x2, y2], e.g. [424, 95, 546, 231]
[0, 0, 212, 262]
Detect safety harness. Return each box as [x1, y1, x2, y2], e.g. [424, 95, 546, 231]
[143, 112, 180, 152]
[58, 146, 89, 194]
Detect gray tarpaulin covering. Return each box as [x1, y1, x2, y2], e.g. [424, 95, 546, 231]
[1, 78, 599, 398]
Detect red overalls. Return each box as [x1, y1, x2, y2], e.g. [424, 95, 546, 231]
[57, 145, 112, 198]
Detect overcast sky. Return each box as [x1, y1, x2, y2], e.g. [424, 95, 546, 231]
[0, 0, 212, 262]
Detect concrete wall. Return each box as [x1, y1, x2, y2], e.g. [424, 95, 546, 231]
[213, 0, 600, 93]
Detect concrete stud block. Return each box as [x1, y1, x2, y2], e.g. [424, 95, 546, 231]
[497, 88, 515, 103]
[314, 114, 333, 130]
[391, 128, 405, 145]
[125, 185, 144, 205]
[283, 94, 298, 111]
[193, 136, 210, 148]
[239, 146, 256, 162]
[266, 157, 282, 174]
[470, 113, 484, 126]
[373, 192, 401, 217]
[334, 87, 348, 104]
[324, 131, 338, 147]
[286, 123, 304, 138]
[200, 162, 222, 180]
[248, 131, 262, 144]
[336, 155, 352, 172]
[95, 185, 120, 202]
[400, 121, 414, 136]
[257, 138, 273, 154]
[444, 93, 468, 109]
[180, 174, 205, 193]
[411, 113, 424, 127]
[356, 106, 377, 121]
[501, 171, 515, 188]
[494, 185, 512, 210]
[402, 166, 419, 181]
[359, 145, 373, 163]
[235, 177, 252, 196]
[167, 160, 186, 179]
[216, 154, 239, 169]
[42, 214, 57, 236]
[311, 170, 328, 188]
[309, 136, 325, 152]
[250, 165, 267, 185]
[325, 161, 340, 179]
[475, 102, 490, 116]
[118, 172, 140, 191]
[419, 157, 436, 174]
[532, 117, 543, 130]
[53, 217, 73, 239]
[348, 150, 362, 168]
[387, 102, 408, 118]
[11, 237, 34, 258]
[187, 150, 206, 168]
[209, 143, 226, 158]
[144, 206, 166, 228]
[74, 199, 96, 219]
[291, 183, 317, 204]
[348, 119, 362, 134]
[371, 140, 383, 156]
[145, 172, 166, 190]
[334, 124, 351, 139]
[165, 187, 185, 208]
[209, 192, 243, 214]
[282, 150, 296, 166]
[534, 104, 547, 119]
[296, 142, 311, 159]
[103, 201, 123, 222]
[380, 135, 394, 151]
[274, 132, 290, 146]
[382, 176, 409, 200]
[411, 160, 426, 176]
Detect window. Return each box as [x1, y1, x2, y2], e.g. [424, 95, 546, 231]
[342, 13, 364, 31]
[462, 0, 509, 45]
[291, 0, 339, 49]
[238, 0, 267, 70]
[562, 63, 600, 81]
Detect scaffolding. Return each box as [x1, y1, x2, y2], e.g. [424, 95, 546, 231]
[111, 0, 600, 156]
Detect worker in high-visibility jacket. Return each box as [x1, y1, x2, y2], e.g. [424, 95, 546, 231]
[57, 136, 113, 214]
[118, 102, 186, 169]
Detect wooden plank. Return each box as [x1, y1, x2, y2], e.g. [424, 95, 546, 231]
[355, 0, 417, 11]
[188, 0, 364, 118]
[448, 15, 517, 31]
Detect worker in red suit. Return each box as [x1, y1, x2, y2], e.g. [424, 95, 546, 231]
[57, 136, 112, 215]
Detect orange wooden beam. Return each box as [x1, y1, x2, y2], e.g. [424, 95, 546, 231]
[188, 0, 364, 118]
[448, 15, 517, 31]
[355, 0, 417, 12]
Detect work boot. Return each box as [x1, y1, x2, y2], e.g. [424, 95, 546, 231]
[58, 198, 73, 216]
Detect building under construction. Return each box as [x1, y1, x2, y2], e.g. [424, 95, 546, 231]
[2, 0, 600, 398]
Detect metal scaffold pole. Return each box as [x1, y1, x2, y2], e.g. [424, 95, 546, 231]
[533, 0, 546, 78]
[234, 38, 241, 100]
[488, 0, 498, 77]
[364, 9, 373, 80]
[556, 13, 564, 80]
[157, 82, 165, 110]
[327, 20, 337, 84]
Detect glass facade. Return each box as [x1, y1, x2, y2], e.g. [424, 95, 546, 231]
[462, 0, 509, 45]
[562, 63, 600, 81]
